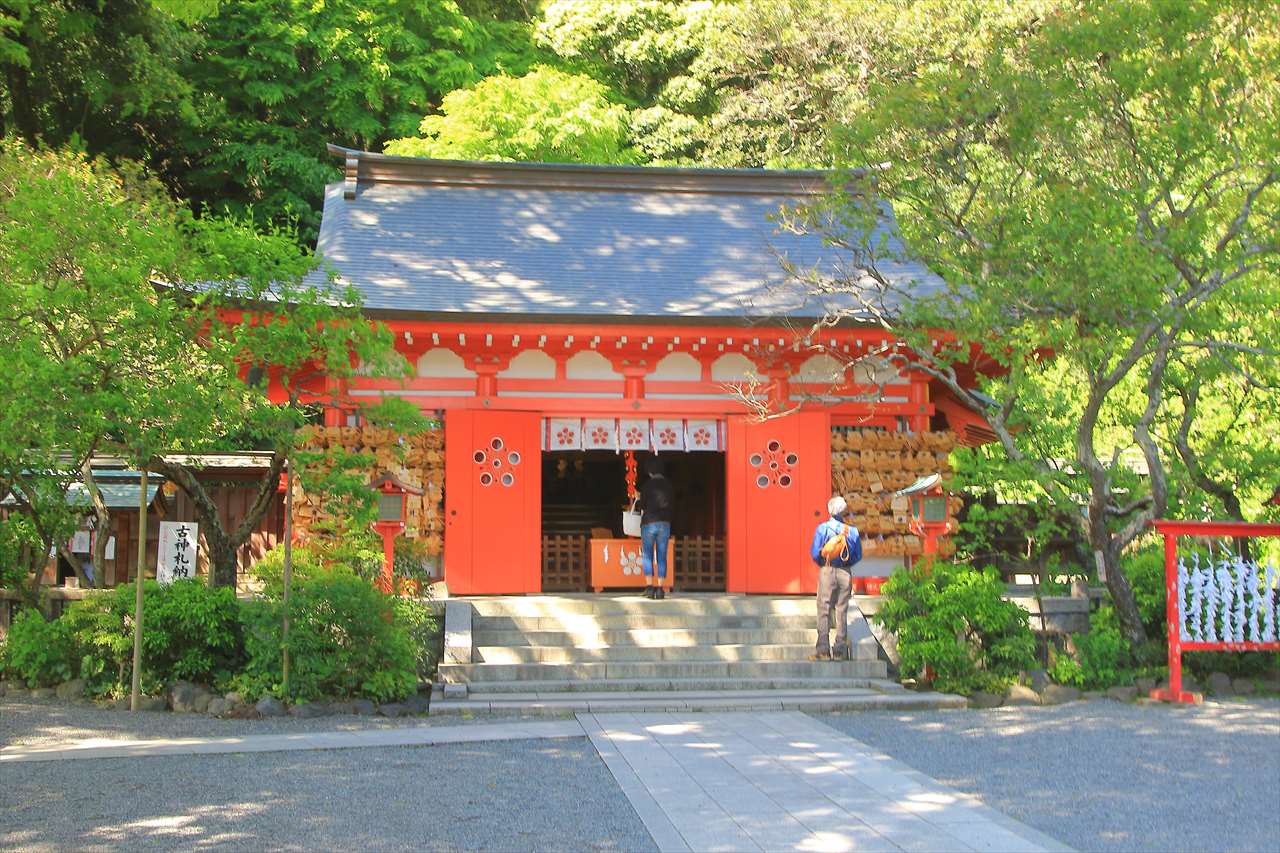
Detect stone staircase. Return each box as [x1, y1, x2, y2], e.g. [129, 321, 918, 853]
[430, 595, 961, 714]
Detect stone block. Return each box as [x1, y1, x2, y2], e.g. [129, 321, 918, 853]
[30, 687, 54, 699]
[206, 697, 230, 717]
[1026, 669, 1051, 693]
[1004, 684, 1040, 706]
[289, 702, 329, 718]
[444, 601, 473, 665]
[138, 695, 167, 712]
[255, 696, 285, 717]
[402, 693, 430, 715]
[192, 691, 213, 714]
[224, 691, 243, 706]
[968, 691, 1004, 709]
[1105, 685, 1138, 702]
[443, 683, 468, 700]
[378, 702, 406, 717]
[170, 681, 202, 713]
[1232, 677, 1257, 695]
[1207, 671, 1233, 695]
[1040, 684, 1082, 705]
[1135, 676, 1156, 693]
[352, 699, 376, 715]
[1082, 690, 1105, 701]
[55, 679, 87, 701]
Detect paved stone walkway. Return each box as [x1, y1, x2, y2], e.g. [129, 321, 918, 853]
[3, 708, 1071, 852]
[0, 719, 582, 763]
[580, 711, 1072, 853]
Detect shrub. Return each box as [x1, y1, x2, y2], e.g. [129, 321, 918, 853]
[251, 530, 385, 594]
[1, 609, 75, 687]
[237, 571, 417, 704]
[394, 595, 441, 681]
[61, 580, 244, 697]
[1121, 546, 1168, 638]
[875, 561, 1037, 695]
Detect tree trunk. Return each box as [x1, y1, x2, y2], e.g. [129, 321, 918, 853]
[146, 453, 286, 588]
[4, 59, 40, 143]
[81, 461, 110, 588]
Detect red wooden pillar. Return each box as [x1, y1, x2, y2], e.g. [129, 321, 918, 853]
[908, 375, 930, 433]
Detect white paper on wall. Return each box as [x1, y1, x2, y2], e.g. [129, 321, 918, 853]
[70, 531, 91, 553]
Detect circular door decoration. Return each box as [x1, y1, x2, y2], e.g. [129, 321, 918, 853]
[750, 439, 798, 488]
[476, 436, 520, 486]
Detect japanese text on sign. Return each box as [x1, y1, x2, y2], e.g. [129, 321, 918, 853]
[157, 521, 199, 584]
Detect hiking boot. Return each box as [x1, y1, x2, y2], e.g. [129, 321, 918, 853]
[643, 586, 655, 598]
[653, 587, 665, 600]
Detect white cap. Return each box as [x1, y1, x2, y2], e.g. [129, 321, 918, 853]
[828, 496, 848, 517]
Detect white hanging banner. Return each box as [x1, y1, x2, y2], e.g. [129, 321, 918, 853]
[685, 419, 722, 451]
[547, 418, 583, 451]
[582, 418, 617, 451]
[652, 419, 685, 452]
[157, 521, 199, 584]
[618, 418, 649, 451]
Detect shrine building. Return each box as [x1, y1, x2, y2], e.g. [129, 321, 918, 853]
[296, 145, 995, 597]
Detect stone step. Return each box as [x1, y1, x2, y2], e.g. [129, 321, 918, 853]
[473, 613, 819, 633]
[464, 595, 819, 618]
[472, 628, 823, 648]
[438, 658, 887, 684]
[474, 643, 876, 664]
[454, 675, 900, 694]
[428, 687, 964, 715]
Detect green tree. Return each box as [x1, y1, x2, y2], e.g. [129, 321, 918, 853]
[0, 140, 421, 592]
[386, 65, 635, 164]
[176, 0, 528, 235]
[785, 0, 1279, 645]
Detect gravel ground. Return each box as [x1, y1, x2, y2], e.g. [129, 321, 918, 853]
[814, 698, 1280, 853]
[0, 696, 569, 749]
[0, 737, 656, 852]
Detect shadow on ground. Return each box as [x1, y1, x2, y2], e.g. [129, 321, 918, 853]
[0, 738, 656, 852]
[815, 698, 1280, 853]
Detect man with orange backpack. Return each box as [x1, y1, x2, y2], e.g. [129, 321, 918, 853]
[809, 496, 863, 661]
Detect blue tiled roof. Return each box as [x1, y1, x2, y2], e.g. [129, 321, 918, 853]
[313, 150, 946, 322]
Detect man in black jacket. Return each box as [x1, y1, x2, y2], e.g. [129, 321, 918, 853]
[636, 455, 674, 599]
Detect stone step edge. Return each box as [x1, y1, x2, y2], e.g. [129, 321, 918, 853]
[473, 643, 880, 661]
[434, 676, 903, 695]
[428, 691, 966, 715]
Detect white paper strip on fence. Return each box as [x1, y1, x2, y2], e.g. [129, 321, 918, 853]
[619, 418, 649, 451]
[652, 419, 685, 452]
[1178, 552, 1280, 644]
[582, 418, 617, 451]
[685, 419, 722, 451]
[157, 521, 199, 584]
[547, 418, 583, 451]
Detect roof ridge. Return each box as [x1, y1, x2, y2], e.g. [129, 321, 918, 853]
[327, 144, 861, 200]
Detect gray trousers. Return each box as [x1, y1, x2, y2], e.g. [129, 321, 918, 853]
[816, 564, 852, 656]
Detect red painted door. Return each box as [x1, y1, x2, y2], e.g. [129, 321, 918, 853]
[726, 411, 831, 594]
[444, 410, 541, 594]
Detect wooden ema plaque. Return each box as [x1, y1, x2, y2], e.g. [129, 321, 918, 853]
[590, 538, 675, 592]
